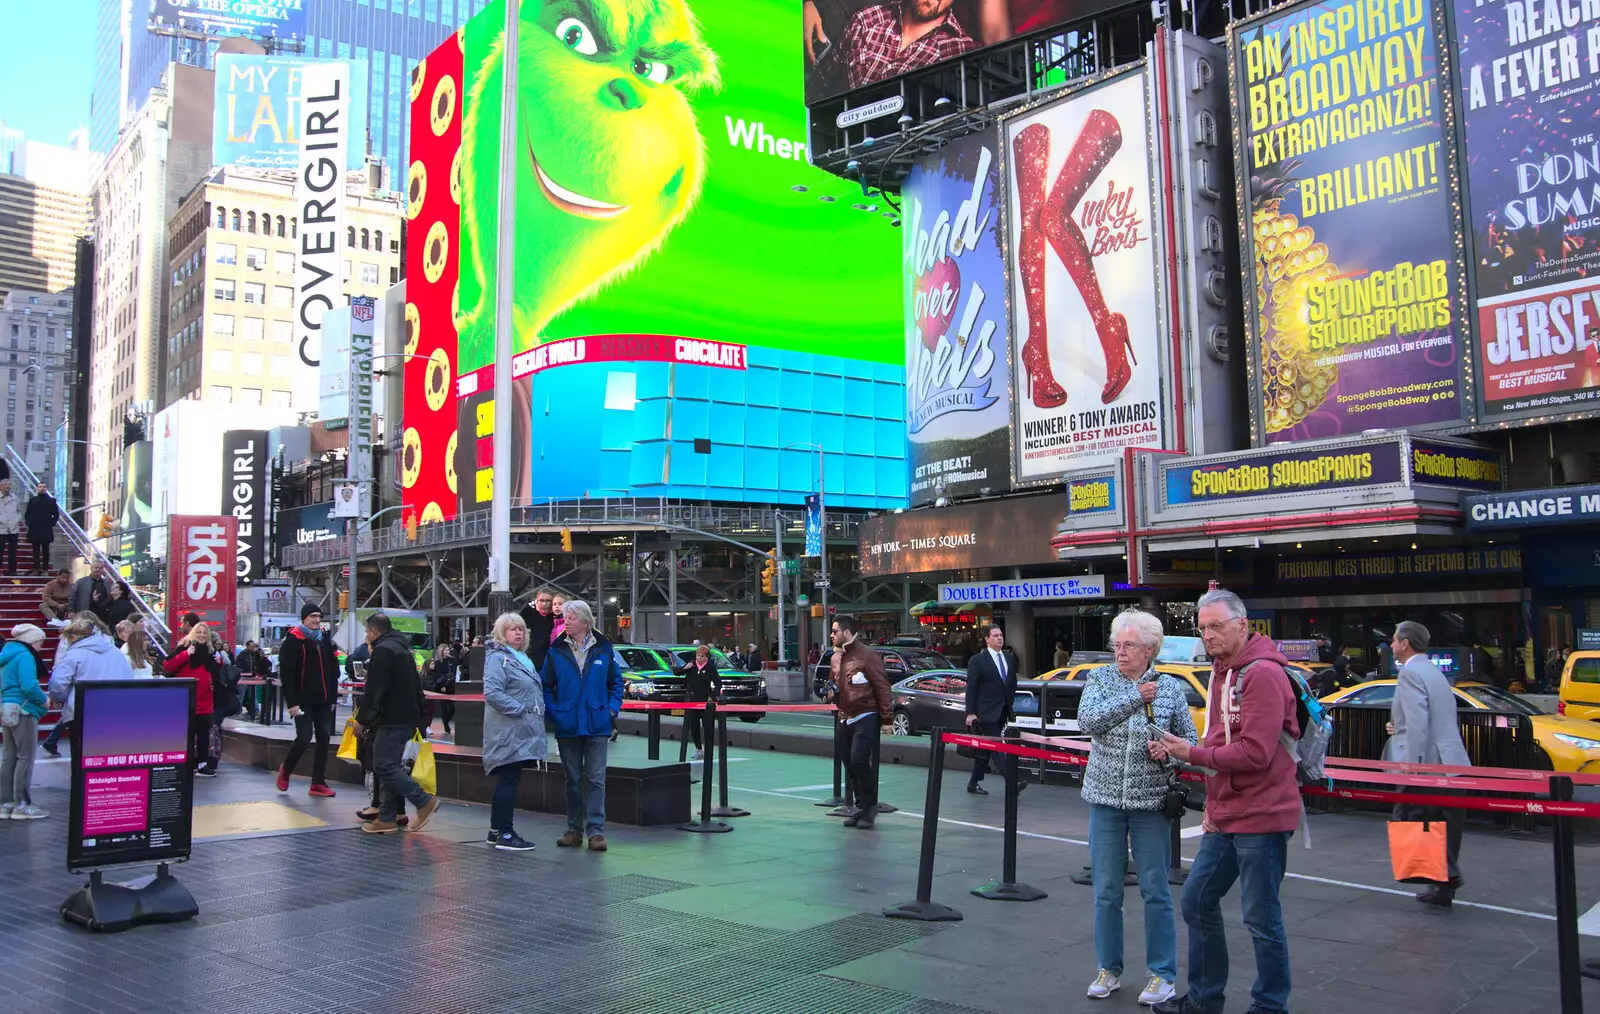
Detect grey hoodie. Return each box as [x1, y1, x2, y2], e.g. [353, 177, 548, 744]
[48, 630, 135, 722]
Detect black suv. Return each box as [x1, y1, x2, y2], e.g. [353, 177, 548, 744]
[614, 643, 770, 722]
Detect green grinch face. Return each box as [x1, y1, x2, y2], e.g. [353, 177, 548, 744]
[456, 0, 718, 367]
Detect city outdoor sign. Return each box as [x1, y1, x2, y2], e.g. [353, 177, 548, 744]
[219, 430, 269, 585]
[937, 576, 1107, 603]
[293, 61, 349, 414]
[166, 515, 238, 649]
[835, 96, 904, 129]
[1465, 485, 1600, 531]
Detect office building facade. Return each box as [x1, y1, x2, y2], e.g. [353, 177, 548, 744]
[0, 288, 74, 473]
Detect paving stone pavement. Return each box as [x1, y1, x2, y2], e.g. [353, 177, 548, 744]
[4, 739, 1598, 1013]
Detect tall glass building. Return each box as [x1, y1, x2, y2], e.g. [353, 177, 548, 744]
[90, 0, 488, 174]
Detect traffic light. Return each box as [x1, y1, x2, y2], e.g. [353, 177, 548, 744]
[338, 590, 349, 609]
[405, 514, 418, 541]
[560, 527, 573, 552]
[810, 604, 824, 619]
[94, 513, 114, 539]
[760, 549, 777, 595]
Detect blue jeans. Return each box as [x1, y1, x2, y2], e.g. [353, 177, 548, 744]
[1089, 804, 1177, 980]
[557, 736, 608, 837]
[373, 725, 432, 822]
[1181, 830, 1292, 1013]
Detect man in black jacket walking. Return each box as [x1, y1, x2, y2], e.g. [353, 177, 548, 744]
[276, 603, 341, 797]
[964, 624, 1020, 795]
[355, 612, 440, 834]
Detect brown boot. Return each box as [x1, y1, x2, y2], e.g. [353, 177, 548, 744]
[360, 819, 400, 835]
[557, 829, 583, 847]
[408, 797, 441, 832]
[588, 834, 607, 852]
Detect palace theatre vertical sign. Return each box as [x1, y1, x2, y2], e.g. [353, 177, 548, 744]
[167, 516, 238, 648]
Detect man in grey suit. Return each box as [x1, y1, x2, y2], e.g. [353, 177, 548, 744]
[1387, 620, 1472, 907]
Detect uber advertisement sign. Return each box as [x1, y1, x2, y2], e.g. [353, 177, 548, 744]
[220, 431, 269, 584]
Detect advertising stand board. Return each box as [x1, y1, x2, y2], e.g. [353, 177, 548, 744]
[62, 680, 198, 932]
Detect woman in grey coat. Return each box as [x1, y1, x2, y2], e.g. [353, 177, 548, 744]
[482, 611, 548, 852]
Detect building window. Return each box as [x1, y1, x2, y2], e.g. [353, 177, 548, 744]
[272, 285, 294, 307]
[211, 349, 234, 372]
[241, 352, 263, 376]
[275, 215, 286, 238]
[231, 210, 240, 230]
[215, 206, 226, 228]
[247, 212, 256, 233]
[360, 263, 380, 285]
[215, 243, 236, 265]
[390, 266, 399, 284]
[210, 386, 233, 404]
[242, 317, 264, 341]
[270, 320, 293, 343]
[360, 228, 370, 250]
[214, 280, 236, 301]
[346, 226, 356, 248]
[240, 388, 263, 405]
[245, 247, 266, 269]
[243, 283, 266, 304]
[270, 390, 291, 409]
[274, 251, 294, 274]
[374, 229, 383, 251]
[213, 314, 235, 337]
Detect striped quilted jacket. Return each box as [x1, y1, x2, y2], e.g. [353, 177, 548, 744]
[1077, 664, 1197, 811]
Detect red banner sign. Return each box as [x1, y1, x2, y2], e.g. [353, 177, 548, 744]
[166, 515, 238, 648]
[456, 334, 749, 397]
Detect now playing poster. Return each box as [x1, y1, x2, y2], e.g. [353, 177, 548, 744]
[902, 128, 1014, 506]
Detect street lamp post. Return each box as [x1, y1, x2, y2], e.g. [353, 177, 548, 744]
[783, 442, 828, 639]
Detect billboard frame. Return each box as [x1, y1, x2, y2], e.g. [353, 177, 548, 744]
[1226, 0, 1477, 446]
[996, 61, 1173, 488]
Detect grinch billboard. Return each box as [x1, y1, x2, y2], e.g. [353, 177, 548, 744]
[402, 0, 907, 525]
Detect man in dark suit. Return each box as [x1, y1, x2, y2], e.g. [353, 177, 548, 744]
[964, 624, 1019, 795]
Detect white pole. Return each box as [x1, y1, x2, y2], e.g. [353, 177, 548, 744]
[489, 0, 520, 610]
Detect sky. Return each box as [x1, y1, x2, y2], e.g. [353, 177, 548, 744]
[0, 0, 96, 145]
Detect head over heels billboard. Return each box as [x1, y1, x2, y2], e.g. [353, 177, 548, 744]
[1003, 68, 1168, 481]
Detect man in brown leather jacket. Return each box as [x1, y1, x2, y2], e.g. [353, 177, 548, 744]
[828, 614, 893, 829]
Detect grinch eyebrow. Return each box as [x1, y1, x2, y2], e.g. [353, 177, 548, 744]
[638, 38, 716, 87]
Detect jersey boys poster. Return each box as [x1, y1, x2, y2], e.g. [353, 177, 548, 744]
[1233, 0, 1468, 441]
[1005, 70, 1165, 481]
[902, 128, 1013, 505]
[1452, 0, 1600, 418]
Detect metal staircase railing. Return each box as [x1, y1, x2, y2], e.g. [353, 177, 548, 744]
[2, 444, 171, 651]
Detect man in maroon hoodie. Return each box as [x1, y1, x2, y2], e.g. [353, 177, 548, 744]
[1150, 588, 1299, 1014]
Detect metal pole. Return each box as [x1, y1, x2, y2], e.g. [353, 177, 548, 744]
[629, 532, 638, 643]
[595, 546, 604, 633]
[818, 449, 828, 626]
[487, 0, 520, 617]
[1553, 776, 1583, 1014]
[347, 517, 358, 642]
[711, 712, 750, 818]
[668, 547, 678, 643]
[774, 511, 785, 671]
[883, 732, 962, 921]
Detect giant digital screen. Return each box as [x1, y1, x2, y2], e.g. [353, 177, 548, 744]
[1451, 0, 1600, 421]
[802, 1, 1112, 104]
[404, 0, 906, 526]
[1231, 0, 1469, 442]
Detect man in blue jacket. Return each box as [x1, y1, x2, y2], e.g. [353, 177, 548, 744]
[541, 599, 624, 851]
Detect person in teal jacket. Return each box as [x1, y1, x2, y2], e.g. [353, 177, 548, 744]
[1, 624, 51, 819]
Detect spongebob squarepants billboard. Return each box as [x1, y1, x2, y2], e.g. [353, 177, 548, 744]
[401, 0, 907, 527]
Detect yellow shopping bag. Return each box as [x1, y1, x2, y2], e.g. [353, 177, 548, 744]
[410, 732, 438, 796]
[336, 719, 360, 761]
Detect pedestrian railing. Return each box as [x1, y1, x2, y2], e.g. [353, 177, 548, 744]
[3, 444, 171, 650]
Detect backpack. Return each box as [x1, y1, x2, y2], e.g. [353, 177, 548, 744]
[1242, 659, 1333, 787]
[212, 661, 242, 718]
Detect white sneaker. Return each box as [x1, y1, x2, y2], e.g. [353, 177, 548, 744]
[1138, 975, 1176, 1005]
[690, 749, 703, 761]
[11, 804, 47, 820]
[46, 618, 66, 628]
[0, 803, 12, 818]
[1087, 969, 1121, 999]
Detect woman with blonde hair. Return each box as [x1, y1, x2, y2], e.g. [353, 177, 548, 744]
[43, 614, 136, 758]
[481, 611, 547, 851]
[162, 622, 220, 774]
[116, 621, 154, 678]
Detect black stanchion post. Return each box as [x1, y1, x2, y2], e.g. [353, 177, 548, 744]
[817, 716, 847, 808]
[678, 710, 690, 763]
[711, 711, 750, 818]
[1168, 814, 1188, 885]
[973, 749, 1046, 901]
[679, 701, 731, 834]
[873, 737, 897, 814]
[884, 731, 962, 921]
[1551, 776, 1583, 1014]
[647, 710, 661, 760]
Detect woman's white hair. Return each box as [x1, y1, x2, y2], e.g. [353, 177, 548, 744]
[490, 612, 526, 645]
[1110, 609, 1164, 650]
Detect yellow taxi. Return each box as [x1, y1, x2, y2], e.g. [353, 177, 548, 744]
[1036, 661, 1211, 734]
[1321, 679, 1600, 773]
[1558, 651, 1600, 722]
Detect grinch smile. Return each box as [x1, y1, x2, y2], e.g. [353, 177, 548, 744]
[529, 147, 630, 220]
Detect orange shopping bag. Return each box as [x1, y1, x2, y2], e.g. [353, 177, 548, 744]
[1388, 819, 1449, 883]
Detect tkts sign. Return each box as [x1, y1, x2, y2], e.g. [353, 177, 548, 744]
[167, 515, 238, 649]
